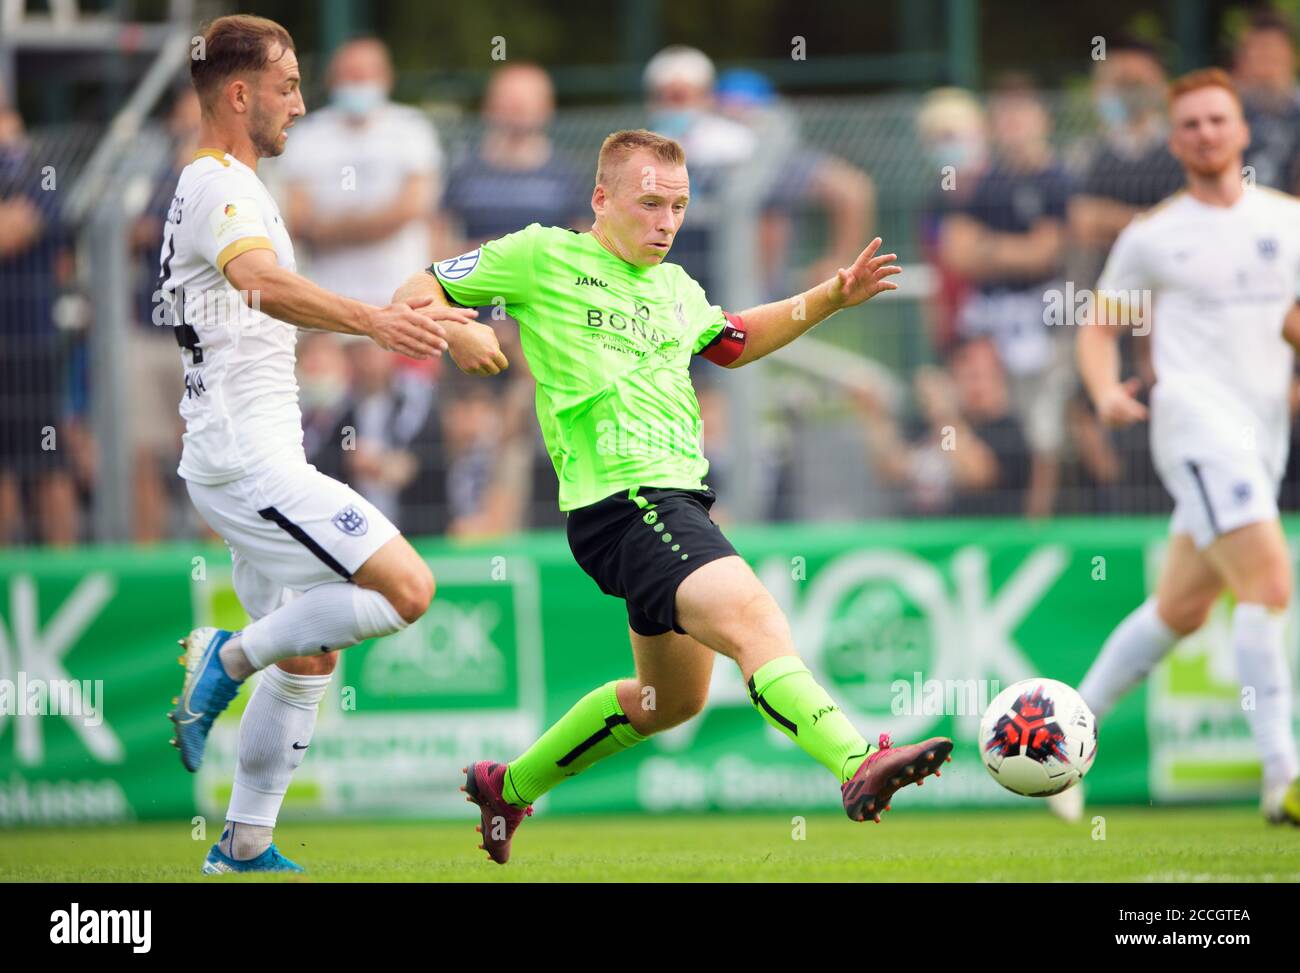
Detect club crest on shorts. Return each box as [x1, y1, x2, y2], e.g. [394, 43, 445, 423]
[332, 505, 368, 536]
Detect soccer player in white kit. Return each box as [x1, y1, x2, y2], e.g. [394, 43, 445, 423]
[1070, 68, 1300, 825]
[160, 15, 500, 872]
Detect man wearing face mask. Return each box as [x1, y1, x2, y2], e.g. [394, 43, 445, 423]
[279, 37, 441, 310]
[1071, 35, 1184, 284]
[916, 87, 989, 354]
[1065, 36, 1181, 516]
[940, 75, 1074, 518]
[643, 45, 757, 298]
[1233, 10, 1300, 195]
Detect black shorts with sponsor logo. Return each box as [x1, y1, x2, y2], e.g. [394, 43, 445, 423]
[566, 485, 738, 636]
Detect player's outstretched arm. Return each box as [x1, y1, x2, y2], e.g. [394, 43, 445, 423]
[393, 269, 509, 376]
[224, 248, 468, 359]
[723, 236, 900, 368]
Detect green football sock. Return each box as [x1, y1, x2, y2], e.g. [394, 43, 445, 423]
[502, 679, 647, 807]
[748, 656, 873, 783]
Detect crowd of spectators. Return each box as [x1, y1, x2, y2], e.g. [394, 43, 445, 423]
[8, 13, 1300, 545]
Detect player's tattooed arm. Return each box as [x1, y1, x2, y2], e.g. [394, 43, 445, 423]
[724, 236, 900, 368]
[224, 248, 468, 359]
[393, 270, 509, 376]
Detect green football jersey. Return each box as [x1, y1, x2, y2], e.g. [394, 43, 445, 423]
[431, 223, 730, 511]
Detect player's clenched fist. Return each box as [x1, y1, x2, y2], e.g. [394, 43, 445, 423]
[448, 321, 509, 376]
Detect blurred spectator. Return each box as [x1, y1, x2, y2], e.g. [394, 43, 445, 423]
[707, 68, 875, 521]
[298, 331, 353, 484]
[1232, 10, 1300, 194]
[438, 63, 589, 251]
[435, 63, 587, 534]
[129, 86, 199, 543]
[299, 333, 443, 533]
[643, 45, 758, 296]
[437, 370, 507, 537]
[853, 337, 1030, 516]
[1064, 35, 1175, 514]
[642, 48, 768, 523]
[280, 37, 441, 308]
[916, 88, 989, 353]
[1282, 376, 1300, 511]
[0, 92, 79, 545]
[715, 68, 876, 299]
[343, 340, 441, 532]
[1070, 35, 1182, 283]
[939, 76, 1073, 517]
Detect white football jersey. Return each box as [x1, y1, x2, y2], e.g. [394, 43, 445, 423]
[158, 149, 305, 485]
[1097, 185, 1300, 478]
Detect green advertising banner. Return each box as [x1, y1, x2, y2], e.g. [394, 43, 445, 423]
[0, 517, 1295, 826]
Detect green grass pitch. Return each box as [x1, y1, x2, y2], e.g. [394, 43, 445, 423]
[3, 807, 1298, 882]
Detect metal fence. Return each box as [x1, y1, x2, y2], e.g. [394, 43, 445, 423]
[6, 87, 1295, 545]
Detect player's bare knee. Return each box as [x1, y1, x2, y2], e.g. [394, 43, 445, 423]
[1237, 576, 1290, 613]
[729, 590, 790, 651]
[392, 568, 434, 624]
[640, 691, 706, 733]
[1156, 596, 1212, 637]
[276, 651, 339, 677]
[674, 688, 709, 724]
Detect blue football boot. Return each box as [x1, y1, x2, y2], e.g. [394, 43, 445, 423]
[168, 627, 244, 772]
[201, 843, 305, 875]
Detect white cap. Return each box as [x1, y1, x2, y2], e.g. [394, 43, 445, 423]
[643, 46, 716, 92]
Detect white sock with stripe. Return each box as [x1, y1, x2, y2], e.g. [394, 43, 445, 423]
[1078, 598, 1180, 720]
[1232, 603, 1299, 795]
[223, 664, 333, 859]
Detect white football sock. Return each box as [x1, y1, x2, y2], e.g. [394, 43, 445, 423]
[1078, 598, 1179, 720]
[1232, 603, 1299, 790]
[226, 582, 408, 673]
[225, 664, 333, 845]
[218, 821, 274, 862]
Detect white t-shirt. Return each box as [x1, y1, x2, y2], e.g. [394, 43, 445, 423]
[159, 149, 305, 485]
[275, 103, 440, 307]
[1097, 185, 1300, 478]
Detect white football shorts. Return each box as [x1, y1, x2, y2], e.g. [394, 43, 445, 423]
[1154, 448, 1280, 550]
[187, 461, 399, 621]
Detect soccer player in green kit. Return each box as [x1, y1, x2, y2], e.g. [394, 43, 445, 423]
[394, 130, 952, 863]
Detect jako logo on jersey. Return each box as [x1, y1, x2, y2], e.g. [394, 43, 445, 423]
[575, 276, 608, 287]
[1234, 481, 1252, 504]
[332, 506, 368, 536]
[1258, 237, 1278, 260]
[436, 249, 480, 280]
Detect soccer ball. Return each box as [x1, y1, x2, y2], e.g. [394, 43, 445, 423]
[979, 678, 1097, 797]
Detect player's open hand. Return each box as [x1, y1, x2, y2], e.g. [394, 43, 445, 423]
[368, 295, 473, 359]
[449, 321, 510, 376]
[1095, 377, 1148, 427]
[826, 237, 901, 308]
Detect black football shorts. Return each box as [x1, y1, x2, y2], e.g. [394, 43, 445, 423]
[566, 485, 738, 636]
